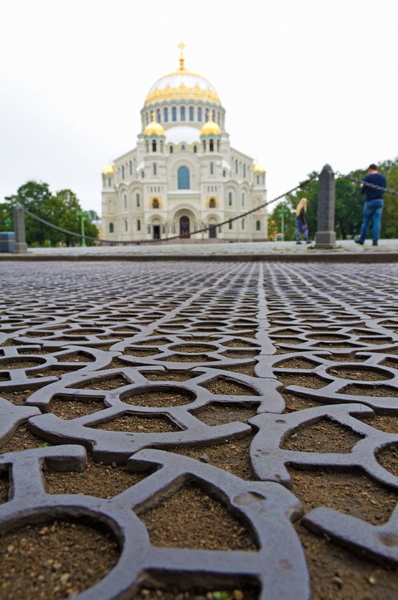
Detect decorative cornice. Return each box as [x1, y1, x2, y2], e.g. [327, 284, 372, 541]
[145, 83, 221, 106]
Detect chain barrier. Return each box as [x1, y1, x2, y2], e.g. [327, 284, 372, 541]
[19, 205, 101, 243]
[15, 175, 316, 246]
[11, 170, 397, 247]
[335, 171, 398, 197]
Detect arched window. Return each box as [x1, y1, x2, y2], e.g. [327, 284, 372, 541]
[164, 107, 169, 122]
[193, 145, 197, 153]
[180, 106, 186, 121]
[152, 139, 157, 152]
[212, 109, 216, 121]
[125, 220, 128, 231]
[209, 139, 214, 152]
[153, 163, 157, 175]
[210, 162, 214, 174]
[228, 192, 233, 206]
[136, 193, 140, 207]
[108, 177, 111, 186]
[256, 220, 261, 231]
[222, 169, 226, 177]
[198, 107, 202, 122]
[205, 108, 209, 121]
[124, 194, 127, 209]
[242, 219, 245, 229]
[137, 219, 141, 231]
[122, 165, 125, 179]
[160, 140, 163, 152]
[203, 140, 206, 151]
[152, 198, 160, 209]
[109, 222, 114, 233]
[141, 171, 145, 178]
[129, 160, 133, 175]
[243, 164, 246, 178]
[156, 109, 161, 122]
[235, 159, 238, 173]
[217, 140, 220, 151]
[209, 198, 216, 208]
[172, 106, 177, 121]
[169, 145, 174, 153]
[177, 166, 190, 189]
[229, 220, 233, 230]
[242, 193, 245, 206]
[181, 144, 186, 151]
[189, 106, 194, 121]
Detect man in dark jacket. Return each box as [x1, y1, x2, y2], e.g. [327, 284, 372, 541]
[355, 164, 386, 246]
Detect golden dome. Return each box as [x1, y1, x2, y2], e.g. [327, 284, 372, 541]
[253, 161, 265, 173]
[144, 116, 165, 137]
[102, 163, 115, 175]
[144, 47, 221, 106]
[200, 118, 221, 136]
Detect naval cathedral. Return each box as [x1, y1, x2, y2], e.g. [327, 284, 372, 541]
[101, 47, 268, 242]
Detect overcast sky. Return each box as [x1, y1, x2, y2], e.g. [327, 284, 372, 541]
[1, 0, 397, 215]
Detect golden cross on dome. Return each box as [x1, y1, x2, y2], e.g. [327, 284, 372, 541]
[177, 41, 186, 70]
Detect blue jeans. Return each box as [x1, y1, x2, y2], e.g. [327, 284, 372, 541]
[359, 199, 384, 243]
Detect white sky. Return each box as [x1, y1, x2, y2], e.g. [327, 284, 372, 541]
[1, 0, 397, 215]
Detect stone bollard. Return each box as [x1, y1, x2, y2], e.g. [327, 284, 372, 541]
[13, 204, 28, 253]
[315, 164, 336, 249]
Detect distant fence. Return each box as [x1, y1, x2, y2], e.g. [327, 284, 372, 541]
[7, 167, 398, 252]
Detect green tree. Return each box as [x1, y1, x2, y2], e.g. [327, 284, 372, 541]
[285, 166, 397, 241]
[378, 158, 398, 239]
[0, 203, 13, 230]
[5, 181, 55, 245]
[86, 210, 100, 223]
[334, 176, 363, 239]
[4, 181, 98, 246]
[337, 159, 398, 239]
[268, 199, 297, 241]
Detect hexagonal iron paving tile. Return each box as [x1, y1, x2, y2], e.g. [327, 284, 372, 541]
[0, 260, 398, 598]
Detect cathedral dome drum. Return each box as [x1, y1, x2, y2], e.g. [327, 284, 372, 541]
[141, 44, 224, 135]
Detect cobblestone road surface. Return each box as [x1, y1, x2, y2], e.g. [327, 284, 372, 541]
[0, 260, 398, 600]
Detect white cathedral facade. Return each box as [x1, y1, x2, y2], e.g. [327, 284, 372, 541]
[101, 48, 268, 242]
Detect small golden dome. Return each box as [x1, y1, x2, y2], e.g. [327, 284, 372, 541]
[253, 161, 265, 173]
[200, 118, 221, 136]
[144, 116, 165, 137]
[102, 163, 115, 175]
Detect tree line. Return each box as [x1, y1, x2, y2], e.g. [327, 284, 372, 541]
[1, 181, 99, 246]
[268, 157, 398, 241]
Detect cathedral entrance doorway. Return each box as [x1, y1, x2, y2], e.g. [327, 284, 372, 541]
[209, 225, 217, 238]
[180, 216, 190, 238]
[153, 225, 161, 240]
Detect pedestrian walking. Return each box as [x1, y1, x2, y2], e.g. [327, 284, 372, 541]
[296, 198, 310, 244]
[355, 164, 386, 246]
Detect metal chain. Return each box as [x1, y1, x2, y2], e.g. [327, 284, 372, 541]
[9, 171, 397, 247]
[18, 206, 101, 243]
[16, 175, 316, 246]
[335, 171, 398, 197]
